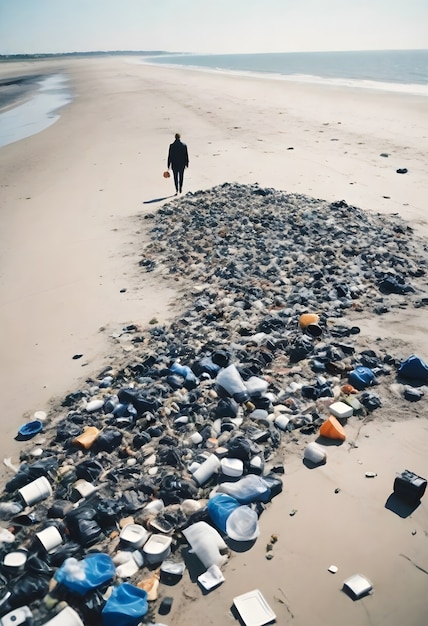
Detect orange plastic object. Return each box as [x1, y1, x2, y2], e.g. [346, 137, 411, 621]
[72, 426, 100, 449]
[319, 416, 346, 441]
[341, 384, 358, 395]
[299, 313, 319, 329]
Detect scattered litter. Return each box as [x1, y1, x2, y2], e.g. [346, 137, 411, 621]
[328, 565, 338, 574]
[342, 573, 373, 600]
[233, 589, 276, 626]
[365, 472, 378, 478]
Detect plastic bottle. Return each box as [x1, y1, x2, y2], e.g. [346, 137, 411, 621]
[215, 365, 250, 403]
[192, 454, 221, 485]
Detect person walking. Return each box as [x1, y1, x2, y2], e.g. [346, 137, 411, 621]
[167, 133, 189, 194]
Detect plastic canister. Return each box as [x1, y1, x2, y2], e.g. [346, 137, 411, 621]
[192, 454, 221, 485]
[18, 476, 52, 506]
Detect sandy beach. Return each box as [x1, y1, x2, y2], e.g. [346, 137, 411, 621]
[0, 57, 427, 626]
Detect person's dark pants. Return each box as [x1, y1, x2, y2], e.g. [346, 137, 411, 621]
[172, 166, 185, 192]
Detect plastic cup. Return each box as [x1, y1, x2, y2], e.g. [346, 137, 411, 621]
[18, 476, 52, 506]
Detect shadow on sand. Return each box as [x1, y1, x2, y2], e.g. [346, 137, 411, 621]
[143, 195, 175, 204]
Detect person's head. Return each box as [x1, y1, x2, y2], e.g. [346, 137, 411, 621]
[175, 133, 181, 140]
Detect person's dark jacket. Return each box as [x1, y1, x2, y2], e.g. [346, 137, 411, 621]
[168, 139, 189, 170]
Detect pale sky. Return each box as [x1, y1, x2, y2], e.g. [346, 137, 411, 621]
[0, 0, 427, 56]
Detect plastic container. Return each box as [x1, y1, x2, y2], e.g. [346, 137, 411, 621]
[226, 506, 260, 542]
[220, 457, 243, 478]
[319, 416, 346, 441]
[72, 426, 100, 449]
[303, 442, 327, 465]
[329, 401, 353, 419]
[34, 526, 63, 553]
[215, 365, 250, 403]
[2, 549, 28, 574]
[299, 313, 322, 337]
[120, 524, 150, 549]
[102, 583, 148, 626]
[393, 469, 427, 504]
[142, 534, 172, 564]
[54, 554, 115, 595]
[348, 366, 376, 391]
[217, 475, 271, 504]
[207, 494, 240, 532]
[18, 476, 52, 506]
[192, 454, 221, 485]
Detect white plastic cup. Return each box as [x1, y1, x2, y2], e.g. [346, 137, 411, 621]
[35, 526, 63, 553]
[18, 476, 52, 506]
[192, 454, 221, 485]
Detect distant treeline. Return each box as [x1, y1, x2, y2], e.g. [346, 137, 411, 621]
[0, 50, 170, 61]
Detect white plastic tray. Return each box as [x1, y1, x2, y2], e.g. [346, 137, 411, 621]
[233, 589, 276, 626]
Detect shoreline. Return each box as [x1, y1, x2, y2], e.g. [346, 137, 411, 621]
[0, 56, 427, 626]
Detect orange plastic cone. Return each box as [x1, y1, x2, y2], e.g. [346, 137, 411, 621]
[319, 416, 346, 441]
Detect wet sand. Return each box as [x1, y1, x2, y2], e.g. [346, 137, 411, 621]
[0, 57, 427, 625]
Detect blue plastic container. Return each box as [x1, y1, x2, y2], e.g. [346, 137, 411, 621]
[102, 583, 148, 626]
[54, 554, 115, 595]
[207, 493, 240, 533]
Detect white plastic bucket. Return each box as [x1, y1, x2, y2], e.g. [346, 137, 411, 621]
[35, 526, 63, 553]
[18, 476, 52, 506]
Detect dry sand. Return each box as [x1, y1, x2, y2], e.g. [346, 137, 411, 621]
[0, 57, 427, 625]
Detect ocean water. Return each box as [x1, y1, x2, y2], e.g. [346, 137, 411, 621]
[145, 49, 428, 96]
[0, 74, 71, 149]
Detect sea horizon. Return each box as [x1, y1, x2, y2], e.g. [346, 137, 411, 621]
[141, 48, 428, 97]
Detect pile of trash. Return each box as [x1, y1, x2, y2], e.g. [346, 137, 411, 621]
[1, 183, 428, 626]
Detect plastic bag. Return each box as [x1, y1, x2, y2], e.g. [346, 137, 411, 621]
[101, 583, 148, 626]
[398, 354, 428, 382]
[55, 554, 115, 596]
[217, 475, 271, 504]
[207, 494, 240, 533]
